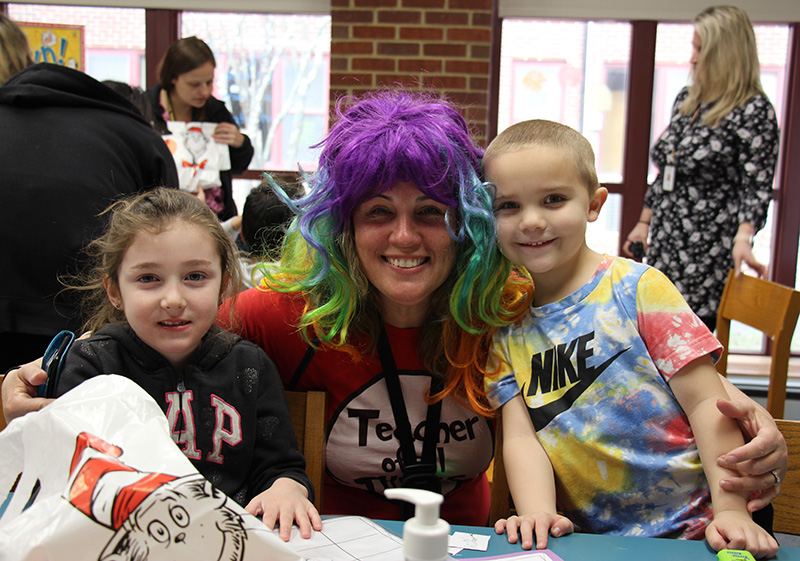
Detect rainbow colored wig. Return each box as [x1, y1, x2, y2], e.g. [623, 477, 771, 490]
[262, 90, 531, 413]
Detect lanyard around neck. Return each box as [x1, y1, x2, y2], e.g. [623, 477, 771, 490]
[165, 90, 176, 121]
[377, 326, 443, 480]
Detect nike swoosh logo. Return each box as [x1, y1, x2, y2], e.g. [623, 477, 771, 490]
[526, 346, 631, 431]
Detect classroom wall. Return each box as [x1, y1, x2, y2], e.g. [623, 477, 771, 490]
[329, 0, 493, 144]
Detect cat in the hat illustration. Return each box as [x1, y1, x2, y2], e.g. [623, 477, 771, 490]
[64, 431, 247, 561]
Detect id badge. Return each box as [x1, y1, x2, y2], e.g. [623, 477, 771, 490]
[663, 164, 676, 192]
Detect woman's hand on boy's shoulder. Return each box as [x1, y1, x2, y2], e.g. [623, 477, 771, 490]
[494, 512, 573, 551]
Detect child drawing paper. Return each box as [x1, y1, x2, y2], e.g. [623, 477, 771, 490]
[163, 122, 231, 194]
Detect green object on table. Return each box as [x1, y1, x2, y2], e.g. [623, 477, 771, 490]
[717, 550, 756, 561]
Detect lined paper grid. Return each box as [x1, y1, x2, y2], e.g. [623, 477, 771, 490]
[287, 516, 406, 561]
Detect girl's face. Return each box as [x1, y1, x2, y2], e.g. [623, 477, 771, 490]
[352, 181, 456, 328]
[171, 61, 215, 109]
[106, 222, 225, 371]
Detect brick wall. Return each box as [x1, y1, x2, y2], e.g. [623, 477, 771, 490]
[330, 0, 493, 143]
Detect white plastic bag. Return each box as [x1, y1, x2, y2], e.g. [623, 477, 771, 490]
[0, 375, 300, 561]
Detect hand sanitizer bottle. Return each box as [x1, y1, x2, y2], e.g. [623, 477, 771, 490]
[384, 488, 450, 561]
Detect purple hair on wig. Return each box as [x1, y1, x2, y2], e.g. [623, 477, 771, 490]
[311, 90, 483, 229]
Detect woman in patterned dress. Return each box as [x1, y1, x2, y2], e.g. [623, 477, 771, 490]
[623, 5, 779, 331]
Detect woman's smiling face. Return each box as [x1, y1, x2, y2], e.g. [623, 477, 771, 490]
[352, 181, 456, 328]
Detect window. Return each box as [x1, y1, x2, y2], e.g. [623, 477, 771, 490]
[499, 20, 631, 185]
[586, 194, 621, 256]
[499, 19, 631, 256]
[181, 12, 331, 172]
[795, 241, 800, 352]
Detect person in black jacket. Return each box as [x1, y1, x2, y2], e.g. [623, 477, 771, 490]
[0, 63, 179, 372]
[146, 36, 254, 221]
[55, 188, 320, 541]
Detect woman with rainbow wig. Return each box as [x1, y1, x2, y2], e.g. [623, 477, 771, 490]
[222, 89, 531, 525]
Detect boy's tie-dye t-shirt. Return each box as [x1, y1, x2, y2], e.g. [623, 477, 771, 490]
[486, 256, 722, 538]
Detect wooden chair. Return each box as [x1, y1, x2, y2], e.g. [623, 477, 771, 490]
[488, 415, 513, 525]
[774, 419, 800, 535]
[715, 269, 800, 419]
[0, 374, 6, 432]
[285, 390, 327, 512]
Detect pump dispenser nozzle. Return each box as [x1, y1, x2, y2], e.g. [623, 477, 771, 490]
[384, 488, 450, 561]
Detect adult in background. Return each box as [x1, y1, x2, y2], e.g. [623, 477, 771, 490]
[0, 13, 32, 85]
[146, 36, 253, 221]
[623, 5, 779, 332]
[0, 63, 179, 372]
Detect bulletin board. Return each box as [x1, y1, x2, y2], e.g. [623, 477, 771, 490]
[19, 22, 84, 71]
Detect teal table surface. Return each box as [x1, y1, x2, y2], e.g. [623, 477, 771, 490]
[378, 520, 800, 561]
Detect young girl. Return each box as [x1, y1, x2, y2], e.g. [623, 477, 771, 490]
[54, 187, 321, 541]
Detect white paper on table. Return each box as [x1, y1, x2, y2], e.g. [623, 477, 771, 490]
[450, 530, 491, 551]
[282, 515, 406, 561]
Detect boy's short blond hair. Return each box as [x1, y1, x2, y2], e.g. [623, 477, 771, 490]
[484, 119, 599, 193]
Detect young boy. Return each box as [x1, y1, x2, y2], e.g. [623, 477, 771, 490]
[482, 120, 778, 558]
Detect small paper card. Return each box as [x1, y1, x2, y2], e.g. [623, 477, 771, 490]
[282, 516, 404, 561]
[662, 164, 676, 192]
[450, 531, 491, 551]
